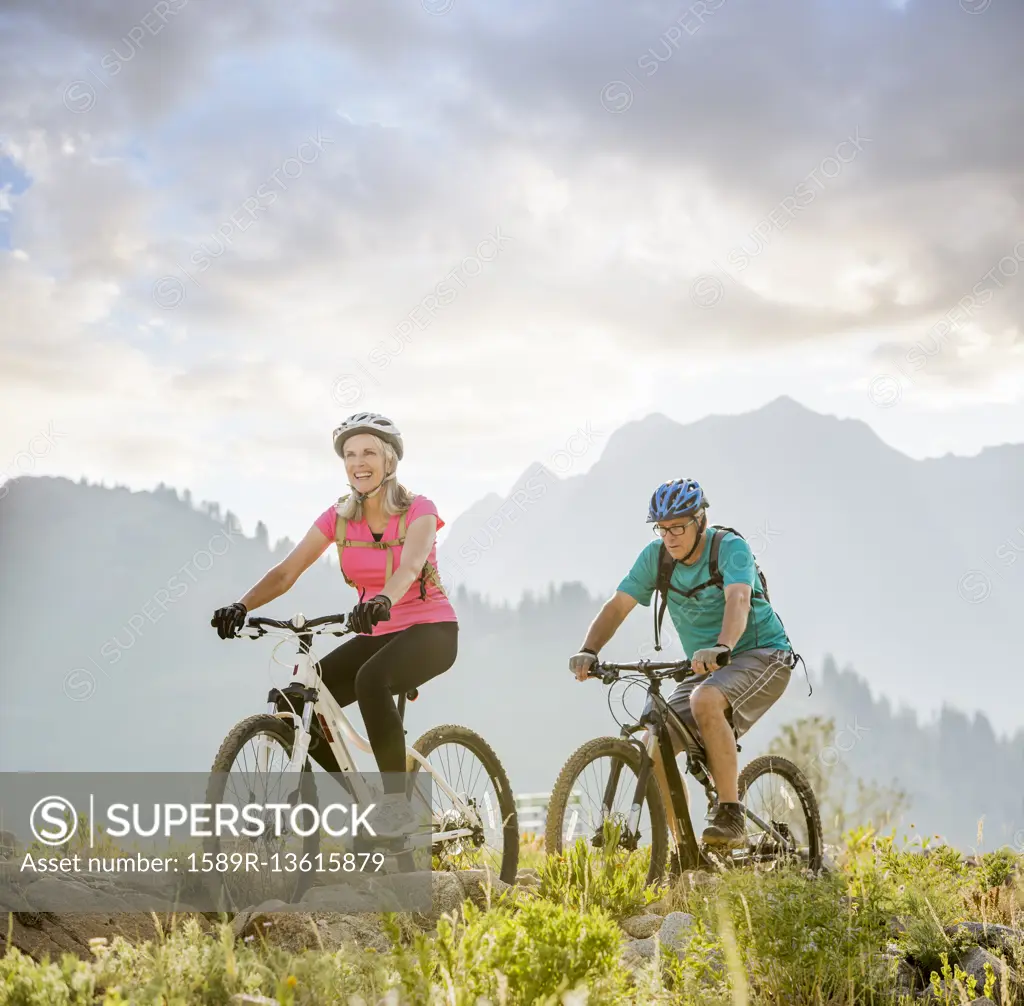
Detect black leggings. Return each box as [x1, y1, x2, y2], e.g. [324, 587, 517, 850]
[307, 621, 458, 793]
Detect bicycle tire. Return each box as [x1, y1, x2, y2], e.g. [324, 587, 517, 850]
[205, 714, 320, 909]
[545, 736, 669, 889]
[407, 724, 519, 884]
[737, 753, 823, 872]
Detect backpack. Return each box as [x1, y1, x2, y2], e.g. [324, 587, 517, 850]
[652, 525, 772, 652]
[333, 495, 447, 602]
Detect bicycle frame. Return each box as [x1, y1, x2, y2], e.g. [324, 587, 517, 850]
[609, 673, 710, 872]
[597, 662, 800, 872]
[243, 616, 485, 846]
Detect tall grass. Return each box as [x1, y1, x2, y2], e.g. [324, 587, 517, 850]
[3, 828, 1022, 1005]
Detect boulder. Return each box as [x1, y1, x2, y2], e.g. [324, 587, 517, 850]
[411, 871, 466, 929]
[20, 877, 134, 913]
[231, 900, 292, 941]
[644, 898, 671, 917]
[457, 869, 512, 910]
[657, 912, 696, 954]
[623, 936, 658, 960]
[620, 914, 662, 939]
[515, 868, 541, 888]
[956, 946, 1017, 1005]
[0, 909, 216, 963]
[946, 922, 1024, 956]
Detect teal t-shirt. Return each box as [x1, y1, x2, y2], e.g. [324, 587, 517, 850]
[617, 529, 791, 656]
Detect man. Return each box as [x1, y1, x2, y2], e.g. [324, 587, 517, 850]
[568, 478, 795, 847]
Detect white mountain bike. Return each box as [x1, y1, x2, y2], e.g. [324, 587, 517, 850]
[204, 611, 518, 908]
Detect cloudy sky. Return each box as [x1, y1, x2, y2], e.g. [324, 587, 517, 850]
[2, 0, 1022, 545]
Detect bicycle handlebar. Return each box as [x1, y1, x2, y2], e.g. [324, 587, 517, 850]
[237, 612, 354, 638]
[587, 648, 731, 685]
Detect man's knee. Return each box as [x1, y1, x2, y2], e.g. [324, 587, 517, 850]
[690, 683, 728, 722]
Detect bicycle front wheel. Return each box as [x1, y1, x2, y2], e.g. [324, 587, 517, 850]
[737, 754, 823, 872]
[545, 736, 669, 889]
[407, 724, 519, 884]
[204, 714, 320, 910]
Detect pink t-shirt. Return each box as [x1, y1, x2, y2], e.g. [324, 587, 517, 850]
[314, 494, 457, 636]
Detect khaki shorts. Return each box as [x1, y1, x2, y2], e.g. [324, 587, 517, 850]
[665, 647, 794, 750]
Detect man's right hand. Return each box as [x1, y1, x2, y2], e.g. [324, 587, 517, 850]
[211, 602, 248, 639]
[569, 648, 598, 682]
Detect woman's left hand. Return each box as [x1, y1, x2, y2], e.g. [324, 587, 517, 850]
[347, 595, 393, 634]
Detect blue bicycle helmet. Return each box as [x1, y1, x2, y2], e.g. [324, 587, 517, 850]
[646, 478, 708, 523]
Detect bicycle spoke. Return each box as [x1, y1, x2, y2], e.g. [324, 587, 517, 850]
[420, 741, 506, 877]
[741, 766, 812, 870]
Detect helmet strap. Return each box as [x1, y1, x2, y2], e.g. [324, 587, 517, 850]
[678, 509, 708, 564]
[350, 469, 395, 503]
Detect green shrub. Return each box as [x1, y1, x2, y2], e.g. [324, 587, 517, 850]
[389, 897, 629, 1005]
[538, 821, 661, 919]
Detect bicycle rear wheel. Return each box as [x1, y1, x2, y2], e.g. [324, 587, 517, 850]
[205, 714, 320, 910]
[735, 754, 823, 872]
[407, 724, 519, 884]
[545, 737, 669, 889]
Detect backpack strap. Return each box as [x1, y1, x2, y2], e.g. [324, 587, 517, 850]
[333, 499, 448, 601]
[707, 526, 767, 599]
[653, 527, 773, 650]
[653, 543, 675, 652]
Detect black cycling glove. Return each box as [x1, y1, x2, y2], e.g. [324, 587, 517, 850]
[347, 595, 392, 635]
[211, 602, 248, 639]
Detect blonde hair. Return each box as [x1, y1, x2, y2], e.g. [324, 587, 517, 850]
[336, 434, 416, 521]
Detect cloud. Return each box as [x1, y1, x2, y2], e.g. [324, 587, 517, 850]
[1, 0, 1022, 477]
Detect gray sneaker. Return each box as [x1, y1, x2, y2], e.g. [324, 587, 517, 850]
[369, 793, 419, 840]
[701, 802, 747, 848]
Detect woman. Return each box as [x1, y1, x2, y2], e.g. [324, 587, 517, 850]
[211, 412, 458, 828]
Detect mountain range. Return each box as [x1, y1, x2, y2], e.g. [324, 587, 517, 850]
[1, 398, 1021, 851]
[437, 397, 1024, 733]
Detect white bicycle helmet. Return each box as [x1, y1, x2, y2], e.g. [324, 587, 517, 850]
[332, 412, 404, 460]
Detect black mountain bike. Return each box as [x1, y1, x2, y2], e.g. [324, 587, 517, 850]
[545, 654, 823, 886]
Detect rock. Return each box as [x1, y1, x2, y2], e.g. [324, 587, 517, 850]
[515, 868, 541, 888]
[315, 914, 392, 954]
[0, 910, 216, 964]
[644, 898, 671, 917]
[299, 886, 381, 913]
[234, 907, 392, 955]
[411, 871, 466, 929]
[457, 869, 512, 909]
[878, 947, 918, 997]
[657, 911, 696, 954]
[620, 914, 662, 939]
[966, 999, 998, 1005]
[956, 946, 1017, 1004]
[624, 936, 658, 960]
[232, 900, 292, 941]
[22, 877, 133, 913]
[946, 922, 1024, 956]
[888, 915, 910, 936]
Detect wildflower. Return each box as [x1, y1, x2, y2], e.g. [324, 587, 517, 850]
[286, 975, 297, 988]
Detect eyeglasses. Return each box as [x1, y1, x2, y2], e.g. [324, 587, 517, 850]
[652, 517, 699, 538]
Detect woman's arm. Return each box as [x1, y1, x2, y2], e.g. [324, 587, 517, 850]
[239, 525, 332, 611]
[377, 514, 437, 605]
